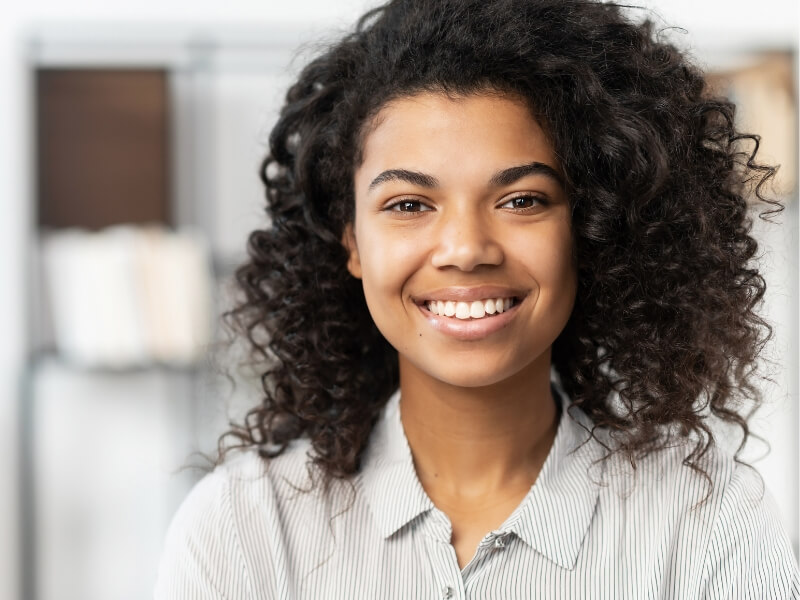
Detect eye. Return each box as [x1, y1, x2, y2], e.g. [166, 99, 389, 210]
[499, 194, 547, 211]
[385, 199, 433, 213]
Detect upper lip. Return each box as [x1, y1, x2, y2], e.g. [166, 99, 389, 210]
[412, 286, 526, 303]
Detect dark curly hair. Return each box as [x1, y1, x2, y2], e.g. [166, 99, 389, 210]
[219, 0, 779, 491]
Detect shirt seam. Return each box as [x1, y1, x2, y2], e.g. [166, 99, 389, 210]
[220, 466, 257, 599]
[699, 462, 744, 596]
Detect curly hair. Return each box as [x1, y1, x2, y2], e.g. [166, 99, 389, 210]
[219, 0, 778, 490]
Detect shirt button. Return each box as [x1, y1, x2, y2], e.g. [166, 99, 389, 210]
[441, 585, 454, 599]
[493, 535, 506, 549]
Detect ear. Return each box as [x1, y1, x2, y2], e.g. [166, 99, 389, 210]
[341, 223, 362, 279]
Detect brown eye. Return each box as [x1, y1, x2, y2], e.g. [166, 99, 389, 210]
[387, 199, 432, 212]
[500, 195, 546, 210]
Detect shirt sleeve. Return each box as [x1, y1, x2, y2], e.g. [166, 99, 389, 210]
[700, 463, 799, 599]
[154, 468, 254, 600]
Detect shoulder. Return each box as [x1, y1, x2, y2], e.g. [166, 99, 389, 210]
[169, 438, 317, 528]
[600, 436, 764, 508]
[179, 437, 333, 536]
[600, 440, 798, 598]
[602, 439, 787, 532]
[696, 449, 799, 598]
[154, 452, 258, 598]
[154, 439, 321, 599]
[217, 438, 358, 526]
[219, 438, 317, 501]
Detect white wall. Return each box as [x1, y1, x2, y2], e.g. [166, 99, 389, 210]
[1, 2, 796, 599]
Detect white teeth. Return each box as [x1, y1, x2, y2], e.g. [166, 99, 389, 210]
[455, 302, 471, 319]
[470, 300, 485, 319]
[425, 297, 516, 319]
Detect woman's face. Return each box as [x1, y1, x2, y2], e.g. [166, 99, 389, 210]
[345, 92, 576, 388]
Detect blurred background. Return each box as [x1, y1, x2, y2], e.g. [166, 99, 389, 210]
[0, 1, 796, 599]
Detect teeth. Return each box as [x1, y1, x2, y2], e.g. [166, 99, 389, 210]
[455, 302, 471, 319]
[469, 300, 485, 318]
[425, 297, 516, 319]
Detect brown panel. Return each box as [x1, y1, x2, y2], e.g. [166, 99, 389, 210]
[37, 69, 170, 229]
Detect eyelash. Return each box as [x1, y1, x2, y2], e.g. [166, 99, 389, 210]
[385, 199, 433, 213]
[498, 194, 549, 211]
[383, 194, 548, 214]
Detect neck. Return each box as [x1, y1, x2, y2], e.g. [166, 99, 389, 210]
[399, 356, 558, 504]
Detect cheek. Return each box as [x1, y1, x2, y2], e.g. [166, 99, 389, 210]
[515, 222, 575, 284]
[510, 222, 577, 332]
[547, 230, 578, 322]
[546, 232, 578, 307]
[549, 232, 578, 292]
[355, 227, 422, 319]
[357, 223, 423, 278]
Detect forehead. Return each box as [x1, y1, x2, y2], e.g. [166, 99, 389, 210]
[356, 92, 560, 178]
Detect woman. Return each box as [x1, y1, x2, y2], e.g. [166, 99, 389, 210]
[156, 0, 799, 597]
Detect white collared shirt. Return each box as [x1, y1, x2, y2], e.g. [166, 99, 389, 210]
[155, 388, 799, 599]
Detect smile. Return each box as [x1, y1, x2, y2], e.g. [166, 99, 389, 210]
[424, 297, 517, 320]
[413, 291, 524, 341]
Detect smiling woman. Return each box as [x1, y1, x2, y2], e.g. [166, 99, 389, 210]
[345, 93, 576, 390]
[155, 0, 799, 597]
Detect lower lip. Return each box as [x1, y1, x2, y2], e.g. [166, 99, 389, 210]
[416, 300, 522, 341]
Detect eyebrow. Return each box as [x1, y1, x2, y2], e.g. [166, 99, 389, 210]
[368, 169, 439, 191]
[367, 161, 564, 192]
[489, 162, 564, 187]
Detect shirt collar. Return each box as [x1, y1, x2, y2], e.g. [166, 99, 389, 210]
[501, 386, 606, 569]
[357, 389, 435, 538]
[357, 385, 606, 569]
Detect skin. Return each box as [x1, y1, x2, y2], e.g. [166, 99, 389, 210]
[344, 91, 577, 569]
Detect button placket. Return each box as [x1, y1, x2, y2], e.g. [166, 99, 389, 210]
[420, 514, 463, 600]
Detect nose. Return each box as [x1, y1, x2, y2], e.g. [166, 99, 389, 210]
[429, 206, 504, 271]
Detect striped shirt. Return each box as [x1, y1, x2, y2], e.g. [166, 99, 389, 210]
[155, 388, 800, 599]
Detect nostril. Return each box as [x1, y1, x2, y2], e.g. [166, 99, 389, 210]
[429, 235, 504, 271]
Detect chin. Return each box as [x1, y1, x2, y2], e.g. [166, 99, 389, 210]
[419, 364, 524, 390]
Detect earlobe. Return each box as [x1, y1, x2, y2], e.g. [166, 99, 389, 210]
[342, 223, 362, 279]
